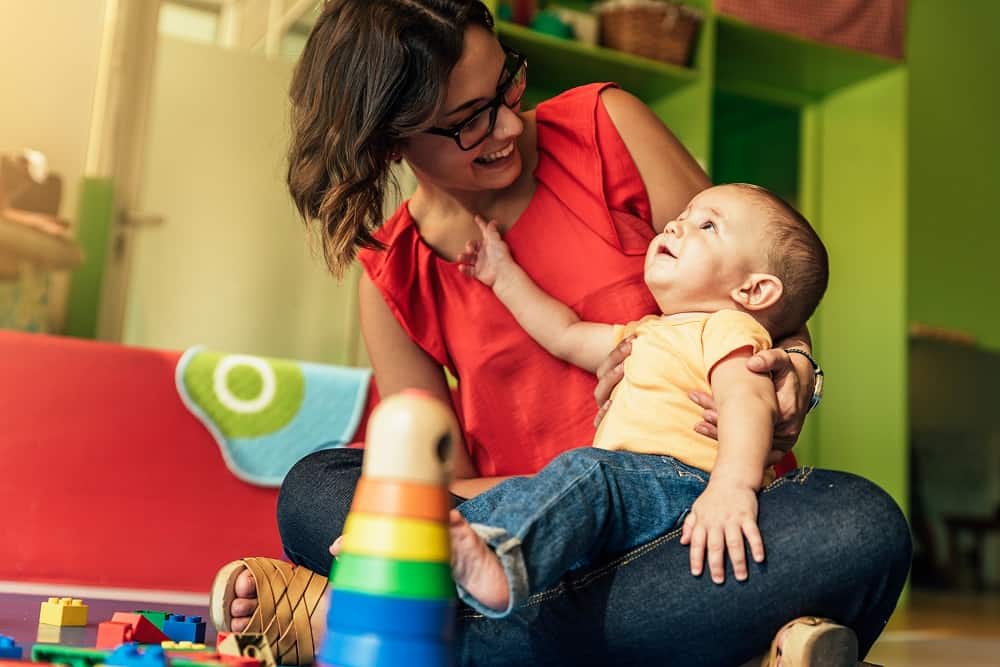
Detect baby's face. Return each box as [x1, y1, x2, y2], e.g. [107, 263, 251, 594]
[644, 185, 769, 314]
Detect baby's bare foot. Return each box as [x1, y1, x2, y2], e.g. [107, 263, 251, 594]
[449, 510, 509, 612]
[230, 568, 258, 632]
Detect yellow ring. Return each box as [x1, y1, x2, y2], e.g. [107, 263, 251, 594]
[341, 512, 450, 562]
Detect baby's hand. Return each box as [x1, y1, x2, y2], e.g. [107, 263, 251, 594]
[680, 482, 764, 584]
[458, 216, 512, 287]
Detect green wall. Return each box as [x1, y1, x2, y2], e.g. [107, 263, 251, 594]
[711, 92, 800, 203]
[907, 0, 1000, 350]
[813, 69, 909, 509]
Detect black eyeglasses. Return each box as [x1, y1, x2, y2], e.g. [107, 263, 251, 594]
[426, 46, 528, 151]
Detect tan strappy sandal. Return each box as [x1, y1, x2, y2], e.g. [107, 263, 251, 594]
[760, 616, 863, 667]
[210, 557, 329, 666]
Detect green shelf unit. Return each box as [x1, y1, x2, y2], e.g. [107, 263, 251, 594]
[714, 14, 901, 106]
[496, 20, 699, 104]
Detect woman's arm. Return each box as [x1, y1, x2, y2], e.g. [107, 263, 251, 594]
[360, 272, 476, 480]
[360, 273, 525, 495]
[599, 87, 711, 230]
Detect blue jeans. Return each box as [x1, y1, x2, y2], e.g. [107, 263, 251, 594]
[455, 448, 707, 617]
[278, 448, 911, 666]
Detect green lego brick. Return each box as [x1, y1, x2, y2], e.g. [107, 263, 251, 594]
[135, 610, 170, 630]
[32, 643, 212, 667]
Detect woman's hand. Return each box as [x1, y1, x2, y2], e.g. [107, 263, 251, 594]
[593, 337, 634, 427]
[689, 349, 815, 462]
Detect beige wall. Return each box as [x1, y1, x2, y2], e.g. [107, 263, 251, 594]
[0, 0, 107, 221]
[122, 36, 367, 365]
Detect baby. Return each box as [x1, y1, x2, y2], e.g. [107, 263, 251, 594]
[450, 183, 829, 617]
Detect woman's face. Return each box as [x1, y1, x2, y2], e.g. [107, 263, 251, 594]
[402, 26, 525, 194]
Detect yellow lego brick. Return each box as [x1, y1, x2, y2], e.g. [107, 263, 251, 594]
[161, 641, 208, 651]
[38, 597, 88, 627]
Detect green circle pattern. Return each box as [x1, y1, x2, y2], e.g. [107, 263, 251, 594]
[184, 351, 305, 438]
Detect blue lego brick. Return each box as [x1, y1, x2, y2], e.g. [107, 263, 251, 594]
[162, 614, 206, 644]
[0, 635, 23, 659]
[104, 643, 169, 667]
[318, 630, 450, 667]
[326, 589, 455, 641]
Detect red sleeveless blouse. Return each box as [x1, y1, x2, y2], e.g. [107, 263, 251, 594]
[359, 83, 662, 476]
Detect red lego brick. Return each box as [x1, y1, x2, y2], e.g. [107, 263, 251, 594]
[96, 621, 134, 649]
[110, 612, 170, 644]
[218, 655, 261, 667]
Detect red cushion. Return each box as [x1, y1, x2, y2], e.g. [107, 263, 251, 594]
[0, 332, 286, 591]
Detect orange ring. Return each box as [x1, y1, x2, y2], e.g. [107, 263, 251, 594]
[351, 477, 451, 521]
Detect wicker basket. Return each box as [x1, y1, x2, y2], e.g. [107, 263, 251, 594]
[595, 0, 701, 67]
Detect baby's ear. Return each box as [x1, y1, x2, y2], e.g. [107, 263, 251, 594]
[730, 273, 783, 312]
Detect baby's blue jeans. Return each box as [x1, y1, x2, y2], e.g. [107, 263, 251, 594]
[455, 447, 707, 618]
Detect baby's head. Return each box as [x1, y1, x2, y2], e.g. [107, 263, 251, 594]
[644, 183, 828, 338]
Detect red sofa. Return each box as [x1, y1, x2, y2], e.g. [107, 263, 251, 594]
[0, 331, 375, 593]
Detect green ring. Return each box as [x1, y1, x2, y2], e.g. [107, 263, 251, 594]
[331, 554, 454, 600]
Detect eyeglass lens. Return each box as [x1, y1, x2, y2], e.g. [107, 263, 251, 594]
[458, 58, 527, 149]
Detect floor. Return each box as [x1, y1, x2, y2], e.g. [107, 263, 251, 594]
[866, 589, 1000, 666]
[0, 587, 216, 658]
[1, 584, 999, 665]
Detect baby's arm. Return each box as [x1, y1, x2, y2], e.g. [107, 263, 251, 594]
[705, 350, 777, 489]
[458, 217, 615, 373]
[681, 348, 778, 583]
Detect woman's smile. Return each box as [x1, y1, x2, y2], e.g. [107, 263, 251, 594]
[474, 141, 515, 166]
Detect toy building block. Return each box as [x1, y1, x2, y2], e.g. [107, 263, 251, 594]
[331, 553, 453, 599]
[351, 477, 452, 522]
[39, 597, 89, 626]
[160, 642, 207, 651]
[217, 633, 275, 667]
[320, 631, 449, 667]
[135, 610, 171, 631]
[32, 644, 211, 667]
[361, 391, 458, 485]
[326, 590, 453, 641]
[36, 622, 88, 645]
[110, 612, 171, 644]
[105, 643, 169, 667]
[162, 614, 206, 644]
[32, 644, 111, 667]
[217, 654, 261, 667]
[96, 621, 135, 649]
[320, 391, 457, 667]
[0, 636, 23, 659]
[340, 512, 450, 561]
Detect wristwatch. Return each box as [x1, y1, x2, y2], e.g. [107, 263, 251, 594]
[785, 348, 824, 412]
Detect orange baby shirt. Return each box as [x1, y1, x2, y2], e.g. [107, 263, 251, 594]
[594, 309, 772, 473]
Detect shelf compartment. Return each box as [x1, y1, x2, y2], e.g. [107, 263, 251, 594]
[714, 14, 900, 106]
[496, 20, 699, 103]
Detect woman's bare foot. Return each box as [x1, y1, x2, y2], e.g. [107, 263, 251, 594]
[228, 566, 329, 642]
[448, 509, 510, 612]
[229, 569, 258, 632]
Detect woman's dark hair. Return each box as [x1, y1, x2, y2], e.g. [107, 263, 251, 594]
[287, 0, 494, 277]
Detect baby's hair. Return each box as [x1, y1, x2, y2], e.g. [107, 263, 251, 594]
[730, 183, 829, 338]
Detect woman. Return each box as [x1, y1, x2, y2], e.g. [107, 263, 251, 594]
[211, 1, 910, 665]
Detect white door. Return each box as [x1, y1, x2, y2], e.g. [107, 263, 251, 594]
[120, 35, 365, 365]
